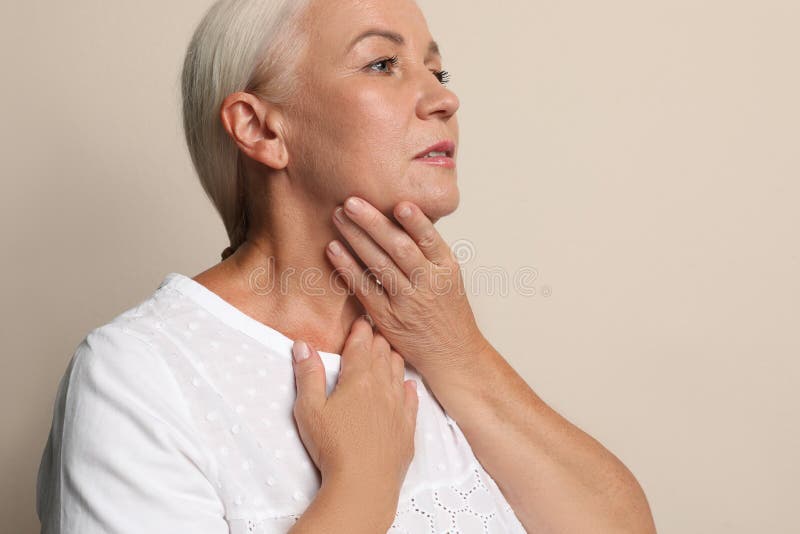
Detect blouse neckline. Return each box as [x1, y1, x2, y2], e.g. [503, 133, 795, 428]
[158, 272, 342, 361]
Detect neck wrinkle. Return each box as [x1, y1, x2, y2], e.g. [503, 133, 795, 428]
[230, 178, 367, 355]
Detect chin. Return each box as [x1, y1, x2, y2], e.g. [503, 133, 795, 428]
[379, 177, 460, 225]
[415, 186, 460, 224]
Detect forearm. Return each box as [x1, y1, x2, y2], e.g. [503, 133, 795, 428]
[289, 475, 398, 534]
[420, 343, 656, 534]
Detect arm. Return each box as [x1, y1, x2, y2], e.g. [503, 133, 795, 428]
[317, 198, 655, 532]
[289, 473, 399, 534]
[420, 341, 657, 534]
[36, 325, 228, 534]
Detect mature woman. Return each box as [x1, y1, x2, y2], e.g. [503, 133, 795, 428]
[37, 0, 656, 532]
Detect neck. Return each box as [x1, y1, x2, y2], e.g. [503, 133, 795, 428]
[202, 177, 366, 355]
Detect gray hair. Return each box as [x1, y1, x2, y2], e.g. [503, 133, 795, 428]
[180, 0, 313, 260]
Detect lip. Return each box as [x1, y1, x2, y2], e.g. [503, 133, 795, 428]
[413, 155, 456, 168]
[414, 140, 456, 160]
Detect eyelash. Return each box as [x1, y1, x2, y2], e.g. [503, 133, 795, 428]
[369, 55, 451, 85]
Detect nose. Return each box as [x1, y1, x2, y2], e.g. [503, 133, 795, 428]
[416, 69, 460, 120]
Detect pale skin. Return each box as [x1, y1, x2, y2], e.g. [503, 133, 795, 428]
[193, 0, 657, 532]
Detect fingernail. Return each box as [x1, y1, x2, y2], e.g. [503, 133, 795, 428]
[328, 240, 342, 256]
[398, 205, 412, 219]
[411, 380, 418, 390]
[292, 340, 309, 362]
[345, 197, 364, 214]
[334, 207, 346, 224]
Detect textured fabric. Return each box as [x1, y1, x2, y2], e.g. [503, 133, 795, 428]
[37, 272, 527, 533]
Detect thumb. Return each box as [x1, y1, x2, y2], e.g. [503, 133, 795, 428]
[292, 340, 325, 413]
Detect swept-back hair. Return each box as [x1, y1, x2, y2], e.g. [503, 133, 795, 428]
[180, 0, 312, 259]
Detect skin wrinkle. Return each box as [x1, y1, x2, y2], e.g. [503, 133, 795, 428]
[193, 0, 459, 355]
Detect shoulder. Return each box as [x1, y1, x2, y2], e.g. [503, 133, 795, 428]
[52, 318, 206, 466]
[71, 322, 182, 417]
[37, 315, 226, 532]
[70, 283, 197, 409]
[62, 279, 209, 448]
[48, 280, 207, 464]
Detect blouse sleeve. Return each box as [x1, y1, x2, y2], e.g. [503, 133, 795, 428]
[36, 324, 229, 534]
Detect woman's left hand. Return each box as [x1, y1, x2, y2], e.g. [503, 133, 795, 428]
[326, 196, 489, 376]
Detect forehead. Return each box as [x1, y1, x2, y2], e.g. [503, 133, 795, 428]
[304, 0, 434, 54]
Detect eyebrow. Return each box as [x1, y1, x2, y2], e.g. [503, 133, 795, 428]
[346, 28, 441, 59]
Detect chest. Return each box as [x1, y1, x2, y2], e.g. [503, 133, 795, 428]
[160, 327, 526, 532]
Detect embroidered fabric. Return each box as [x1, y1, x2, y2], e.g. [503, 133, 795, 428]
[236, 466, 522, 533]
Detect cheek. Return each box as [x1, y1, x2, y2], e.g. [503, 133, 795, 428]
[293, 81, 437, 207]
[330, 89, 413, 185]
[343, 89, 409, 156]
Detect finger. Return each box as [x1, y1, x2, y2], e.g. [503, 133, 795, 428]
[404, 379, 420, 431]
[292, 340, 326, 414]
[390, 350, 406, 396]
[394, 201, 455, 266]
[372, 331, 391, 358]
[327, 242, 387, 313]
[339, 316, 375, 376]
[370, 333, 394, 387]
[333, 205, 412, 296]
[341, 197, 428, 282]
[389, 350, 405, 383]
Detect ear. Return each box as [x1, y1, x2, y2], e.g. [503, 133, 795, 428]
[219, 92, 288, 170]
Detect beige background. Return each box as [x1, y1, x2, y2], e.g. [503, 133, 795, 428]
[2, 1, 798, 532]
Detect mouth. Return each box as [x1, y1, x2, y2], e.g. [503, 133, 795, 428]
[413, 140, 456, 168]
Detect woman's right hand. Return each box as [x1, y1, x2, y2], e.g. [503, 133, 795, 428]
[291, 316, 420, 496]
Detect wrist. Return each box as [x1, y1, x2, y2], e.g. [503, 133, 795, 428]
[418, 334, 494, 387]
[417, 340, 500, 425]
[319, 472, 399, 529]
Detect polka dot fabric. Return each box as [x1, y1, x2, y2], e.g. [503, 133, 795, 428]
[39, 272, 527, 533]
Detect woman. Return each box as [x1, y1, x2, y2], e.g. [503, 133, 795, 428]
[36, 0, 657, 532]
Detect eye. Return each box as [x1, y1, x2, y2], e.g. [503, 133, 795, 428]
[368, 55, 399, 74]
[368, 56, 452, 86]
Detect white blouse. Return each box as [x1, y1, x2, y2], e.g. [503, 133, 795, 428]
[36, 272, 527, 533]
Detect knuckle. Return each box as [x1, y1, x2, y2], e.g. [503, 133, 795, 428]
[295, 363, 317, 378]
[393, 237, 415, 259]
[292, 400, 307, 421]
[373, 254, 392, 273]
[364, 209, 380, 227]
[418, 232, 437, 249]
